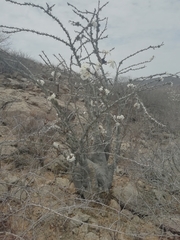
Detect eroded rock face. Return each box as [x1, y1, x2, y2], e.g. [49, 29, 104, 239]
[0, 88, 56, 128]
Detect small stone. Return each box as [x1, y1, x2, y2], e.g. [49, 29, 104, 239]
[1, 146, 18, 156]
[79, 224, 88, 234]
[109, 199, 121, 211]
[5, 175, 19, 184]
[70, 212, 90, 228]
[11, 187, 27, 201]
[56, 177, 70, 188]
[138, 180, 145, 188]
[85, 232, 99, 240]
[69, 182, 76, 193]
[70, 215, 82, 228]
[72, 227, 79, 234]
[0, 183, 8, 195]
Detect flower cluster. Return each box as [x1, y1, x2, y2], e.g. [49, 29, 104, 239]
[99, 124, 107, 135]
[51, 71, 61, 79]
[105, 88, 110, 95]
[47, 93, 56, 101]
[134, 102, 140, 109]
[99, 86, 103, 92]
[99, 102, 105, 108]
[102, 50, 111, 55]
[90, 100, 95, 107]
[66, 153, 76, 162]
[36, 79, 45, 86]
[127, 83, 136, 89]
[98, 86, 110, 95]
[108, 60, 116, 69]
[80, 63, 91, 80]
[53, 142, 60, 150]
[113, 114, 125, 121]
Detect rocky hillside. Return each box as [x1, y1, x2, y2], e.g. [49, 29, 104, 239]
[0, 70, 180, 240]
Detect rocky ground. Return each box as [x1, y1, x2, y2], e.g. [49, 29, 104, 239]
[0, 72, 180, 240]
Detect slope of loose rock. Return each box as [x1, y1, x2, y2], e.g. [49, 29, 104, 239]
[0, 74, 180, 240]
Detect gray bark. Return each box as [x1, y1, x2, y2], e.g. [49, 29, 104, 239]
[72, 137, 114, 199]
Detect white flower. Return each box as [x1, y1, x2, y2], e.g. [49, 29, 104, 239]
[51, 71, 55, 77]
[127, 83, 136, 88]
[80, 73, 90, 80]
[108, 60, 116, 69]
[102, 50, 111, 55]
[59, 65, 64, 71]
[117, 115, 125, 120]
[80, 63, 91, 80]
[53, 142, 60, 150]
[81, 63, 90, 70]
[99, 102, 105, 108]
[67, 153, 76, 162]
[99, 124, 107, 134]
[113, 114, 125, 121]
[134, 102, 140, 109]
[47, 93, 56, 101]
[56, 72, 61, 78]
[99, 86, 104, 92]
[36, 79, 45, 86]
[104, 88, 110, 95]
[90, 100, 94, 106]
[150, 55, 155, 61]
[99, 124, 103, 130]
[51, 71, 61, 79]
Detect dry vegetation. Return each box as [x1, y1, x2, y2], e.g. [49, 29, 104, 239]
[0, 1, 180, 239]
[0, 51, 180, 239]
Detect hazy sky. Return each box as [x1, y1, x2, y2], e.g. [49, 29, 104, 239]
[1, 0, 180, 78]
